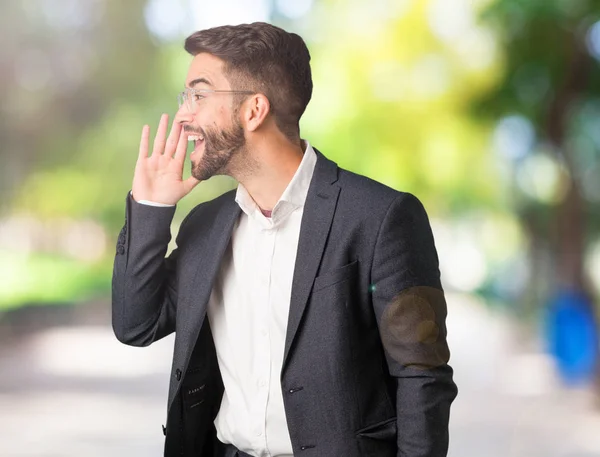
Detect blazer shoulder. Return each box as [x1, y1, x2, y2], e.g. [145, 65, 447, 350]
[336, 166, 413, 212]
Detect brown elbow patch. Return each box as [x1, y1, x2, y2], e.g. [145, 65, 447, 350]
[380, 286, 450, 369]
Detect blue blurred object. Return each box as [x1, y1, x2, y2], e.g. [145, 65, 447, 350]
[545, 289, 599, 385]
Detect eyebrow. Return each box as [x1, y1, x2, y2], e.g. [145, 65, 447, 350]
[187, 77, 213, 88]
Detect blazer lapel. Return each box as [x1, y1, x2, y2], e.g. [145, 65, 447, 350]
[282, 149, 340, 371]
[178, 193, 241, 357]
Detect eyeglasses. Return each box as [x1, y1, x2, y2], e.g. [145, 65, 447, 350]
[177, 88, 255, 112]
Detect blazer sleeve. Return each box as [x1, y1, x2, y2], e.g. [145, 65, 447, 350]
[370, 192, 458, 457]
[111, 192, 189, 347]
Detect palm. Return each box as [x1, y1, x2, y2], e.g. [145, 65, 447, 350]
[132, 114, 199, 205]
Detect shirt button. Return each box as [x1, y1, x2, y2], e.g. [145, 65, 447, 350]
[256, 430, 263, 437]
[261, 328, 268, 336]
[258, 379, 266, 387]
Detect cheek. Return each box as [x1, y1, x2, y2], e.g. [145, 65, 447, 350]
[193, 103, 231, 127]
[217, 104, 234, 124]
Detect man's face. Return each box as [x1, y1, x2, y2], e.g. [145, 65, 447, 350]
[178, 53, 247, 181]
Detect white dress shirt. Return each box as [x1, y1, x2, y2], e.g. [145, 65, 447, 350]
[139, 141, 317, 457]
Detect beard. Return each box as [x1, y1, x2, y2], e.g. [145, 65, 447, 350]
[185, 115, 246, 181]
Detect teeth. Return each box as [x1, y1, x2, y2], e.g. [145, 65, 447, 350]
[187, 135, 205, 142]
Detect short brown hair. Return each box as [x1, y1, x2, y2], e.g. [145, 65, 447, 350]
[184, 22, 312, 141]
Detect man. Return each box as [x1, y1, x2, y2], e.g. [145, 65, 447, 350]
[112, 22, 457, 457]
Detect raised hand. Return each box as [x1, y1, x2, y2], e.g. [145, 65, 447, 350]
[131, 114, 200, 205]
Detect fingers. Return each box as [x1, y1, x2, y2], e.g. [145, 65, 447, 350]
[174, 128, 188, 162]
[152, 114, 169, 156]
[165, 117, 183, 157]
[138, 125, 150, 160]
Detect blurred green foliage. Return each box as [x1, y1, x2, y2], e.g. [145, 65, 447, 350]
[475, 0, 600, 312]
[302, 0, 504, 215]
[0, 0, 510, 309]
[0, 251, 111, 309]
[2, 0, 599, 312]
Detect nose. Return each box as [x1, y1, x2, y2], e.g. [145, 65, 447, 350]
[174, 104, 194, 125]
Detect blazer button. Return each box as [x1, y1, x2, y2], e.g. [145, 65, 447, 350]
[175, 368, 182, 381]
[162, 424, 167, 436]
[117, 245, 125, 255]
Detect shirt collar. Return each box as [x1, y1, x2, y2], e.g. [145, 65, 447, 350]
[235, 140, 317, 228]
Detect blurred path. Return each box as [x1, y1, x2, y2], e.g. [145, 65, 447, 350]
[0, 302, 173, 456]
[446, 294, 600, 457]
[0, 294, 598, 456]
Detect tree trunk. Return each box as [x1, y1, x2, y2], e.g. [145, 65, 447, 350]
[546, 31, 599, 399]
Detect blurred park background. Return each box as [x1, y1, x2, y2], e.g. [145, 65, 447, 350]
[2, 0, 600, 455]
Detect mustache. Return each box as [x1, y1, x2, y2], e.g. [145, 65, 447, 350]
[183, 125, 204, 135]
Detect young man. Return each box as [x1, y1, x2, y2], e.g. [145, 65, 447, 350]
[112, 22, 457, 457]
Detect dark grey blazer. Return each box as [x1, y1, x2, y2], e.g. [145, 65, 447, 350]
[112, 148, 458, 457]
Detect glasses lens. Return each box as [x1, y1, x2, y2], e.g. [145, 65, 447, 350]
[178, 90, 195, 112]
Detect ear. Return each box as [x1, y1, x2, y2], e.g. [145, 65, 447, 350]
[241, 93, 270, 132]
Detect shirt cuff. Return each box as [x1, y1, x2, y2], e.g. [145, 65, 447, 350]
[130, 191, 175, 207]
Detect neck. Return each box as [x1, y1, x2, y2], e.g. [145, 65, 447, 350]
[234, 137, 305, 212]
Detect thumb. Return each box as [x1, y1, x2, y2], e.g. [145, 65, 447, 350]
[183, 175, 201, 194]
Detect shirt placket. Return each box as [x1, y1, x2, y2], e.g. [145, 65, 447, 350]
[253, 226, 276, 456]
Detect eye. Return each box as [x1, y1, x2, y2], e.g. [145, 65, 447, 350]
[192, 93, 205, 101]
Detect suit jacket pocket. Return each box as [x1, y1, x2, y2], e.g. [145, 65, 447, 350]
[313, 259, 359, 292]
[182, 367, 207, 411]
[356, 417, 397, 457]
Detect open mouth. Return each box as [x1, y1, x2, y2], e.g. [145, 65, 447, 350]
[188, 134, 205, 155]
